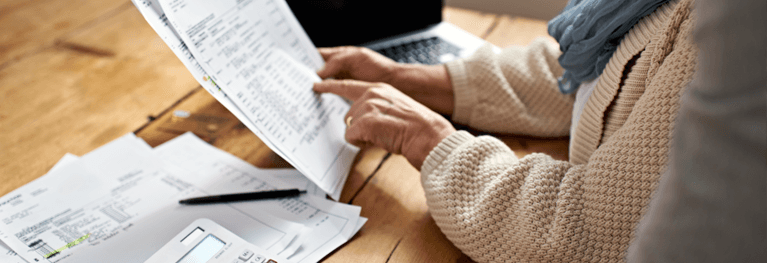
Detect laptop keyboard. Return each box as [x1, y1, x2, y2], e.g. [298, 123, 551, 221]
[373, 37, 461, 65]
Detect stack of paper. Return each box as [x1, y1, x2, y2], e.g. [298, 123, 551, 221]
[0, 133, 365, 263]
[131, 0, 359, 201]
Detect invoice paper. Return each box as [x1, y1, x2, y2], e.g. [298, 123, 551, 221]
[0, 134, 302, 263]
[0, 153, 80, 263]
[131, 0, 298, 167]
[156, 0, 358, 200]
[155, 133, 366, 262]
[0, 239, 24, 262]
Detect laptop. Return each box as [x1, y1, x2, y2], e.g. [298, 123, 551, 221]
[286, 0, 489, 65]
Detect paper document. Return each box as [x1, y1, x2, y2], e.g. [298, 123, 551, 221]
[155, 133, 366, 262]
[148, 0, 358, 200]
[0, 133, 366, 263]
[0, 153, 79, 263]
[273, 173, 325, 197]
[131, 0, 292, 163]
[0, 241, 24, 263]
[0, 134, 302, 263]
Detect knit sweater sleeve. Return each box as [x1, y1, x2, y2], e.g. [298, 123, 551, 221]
[421, 1, 698, 259]
[421, 131, 584, 262]
[445, 38, 574, 137]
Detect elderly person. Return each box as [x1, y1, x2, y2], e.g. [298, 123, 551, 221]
[314, 0, 697, 261]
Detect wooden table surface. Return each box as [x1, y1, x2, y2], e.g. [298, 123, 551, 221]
[0, 1, 567, 262]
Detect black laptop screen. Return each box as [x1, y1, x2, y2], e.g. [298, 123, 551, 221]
[286, 0, 444, 47]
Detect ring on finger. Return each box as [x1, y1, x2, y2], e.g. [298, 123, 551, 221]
[345, 116, 353, 127]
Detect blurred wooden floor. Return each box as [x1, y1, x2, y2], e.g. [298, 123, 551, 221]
[0, 1, 565, 262]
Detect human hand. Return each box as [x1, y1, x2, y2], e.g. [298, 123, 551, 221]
[317, 46, 400, 83]
[317, 46, 455, 115]
[313, 79, 456, 169]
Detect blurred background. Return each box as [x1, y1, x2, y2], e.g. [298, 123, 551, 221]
[447, 0, 567, 20]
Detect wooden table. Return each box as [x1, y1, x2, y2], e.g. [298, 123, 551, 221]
[0, 1, 567, 262]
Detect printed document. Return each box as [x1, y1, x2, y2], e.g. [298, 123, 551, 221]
[0, 241, 24, 263]
[0, 154, 79, 263]
[155, 133, 366, 262]
[131, 0, 296, 182]
[0, 134, 302, 263]
[142, 0, 358, 200]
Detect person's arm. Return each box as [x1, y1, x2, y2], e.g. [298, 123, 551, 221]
[386, 64, 454, 115]
[421, 1, 699, 260]
[317, 39, 574, 137]
[446, 39, 573, 137]
[421, 132, 583, 262]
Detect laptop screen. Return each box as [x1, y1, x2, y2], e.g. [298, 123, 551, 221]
[286, 0, 444, 47]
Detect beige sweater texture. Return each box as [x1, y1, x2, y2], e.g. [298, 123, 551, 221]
[422, 0, 698, 262]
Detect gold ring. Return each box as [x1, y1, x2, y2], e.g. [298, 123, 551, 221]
[345, 116, 353, 127]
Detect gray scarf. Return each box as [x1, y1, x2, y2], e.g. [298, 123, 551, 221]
[548, 0, 670, 94]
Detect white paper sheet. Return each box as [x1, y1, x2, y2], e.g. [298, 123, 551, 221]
[0, 240, 25, 263]
[274, 173, 325, 197]
[0, 153, 81, 263]
[272, 195, 360, 263]
[155, 0, 358, 200]
[48, 153, 79, 174]
[154, 133, 365, 262]
[132, 0, 352, 200]
[0, 134, 302, 263]
[130, 0, 297, 168]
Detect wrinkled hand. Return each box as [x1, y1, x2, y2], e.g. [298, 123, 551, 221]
[316, 46, 400, 83]
[317, 46, 456, 115]
[314, 79, 456, 169]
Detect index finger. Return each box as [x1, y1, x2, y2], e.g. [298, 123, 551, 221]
[313, 79, 375, 101]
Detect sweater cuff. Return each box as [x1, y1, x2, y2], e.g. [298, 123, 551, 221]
[420, 130, 476, 183]
[445, 59, 475, 125]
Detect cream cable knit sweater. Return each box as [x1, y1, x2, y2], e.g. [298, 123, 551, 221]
[421, 0, 697, 262]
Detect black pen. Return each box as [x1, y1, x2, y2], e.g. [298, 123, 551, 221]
[179, 189, 306, 205]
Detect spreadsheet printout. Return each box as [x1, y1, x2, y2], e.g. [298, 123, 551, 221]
[155, 133, 366, 262]
[132, 0, 301, 186]
[0, 135, 302, 263]
[156, 0, 358, 200]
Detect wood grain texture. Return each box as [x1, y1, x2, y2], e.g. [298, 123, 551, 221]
[324, 154, 465, 263]
[0, 7, 200, 196]
[0, 0, 130, 68]
[443, 6, 498, 38]
[376, 157, 466, 263]
[484, 15, 557, 48]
